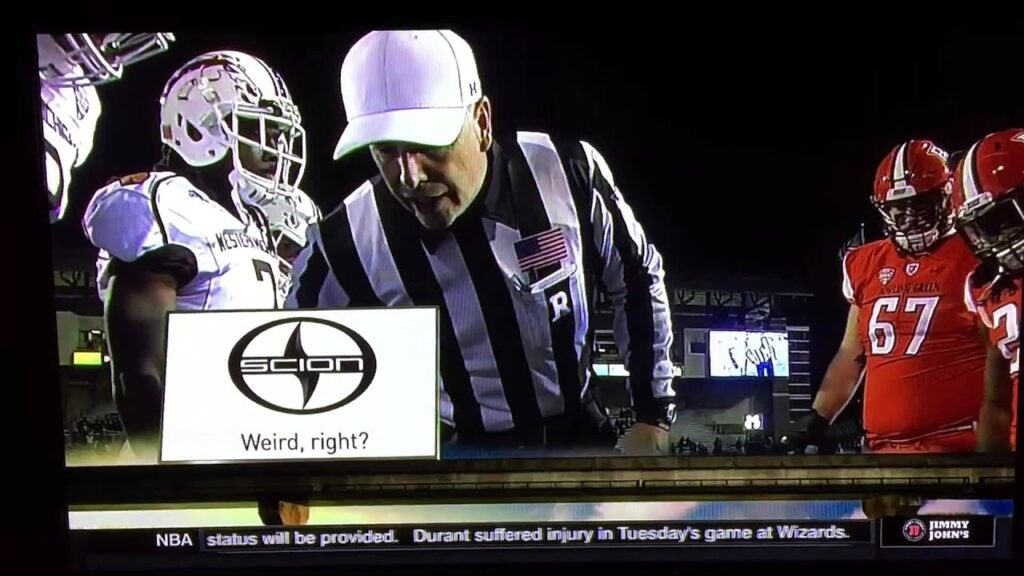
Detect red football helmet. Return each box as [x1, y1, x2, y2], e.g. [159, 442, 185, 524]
[952, 128, 1024, 275]
[872, 140, 953, 254]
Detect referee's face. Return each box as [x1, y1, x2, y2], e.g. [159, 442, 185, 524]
[371, 99, 492, 231]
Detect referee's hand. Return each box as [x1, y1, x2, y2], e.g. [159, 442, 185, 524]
[622, 422, 669, 456]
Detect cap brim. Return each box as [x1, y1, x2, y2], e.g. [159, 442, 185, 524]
[333, 107, 467, 160]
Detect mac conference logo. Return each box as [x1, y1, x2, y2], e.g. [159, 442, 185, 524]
[902, 518, 927, 543]
[227, 317, 377, 414]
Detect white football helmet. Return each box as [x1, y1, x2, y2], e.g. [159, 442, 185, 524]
[159, 51, 306, 203]
[260, 188, 321, 258]
[39, 33, 175, 87]
[258, 188, 321, 300]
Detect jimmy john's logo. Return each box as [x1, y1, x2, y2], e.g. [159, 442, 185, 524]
[898, 518, 979, 544]
[902, 519, 926, 542]
[879, 267, 895, 285]
[227, 318, 377, 414]
[881, 515, 995, 549]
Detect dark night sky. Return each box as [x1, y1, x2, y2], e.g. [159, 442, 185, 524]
[44, 22, 1023, 369]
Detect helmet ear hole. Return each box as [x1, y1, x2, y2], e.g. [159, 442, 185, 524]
[185, 121, 203, 143]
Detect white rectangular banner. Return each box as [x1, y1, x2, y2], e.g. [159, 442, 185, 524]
[159, 308, 439, 463]
[708, 330, 790, 378]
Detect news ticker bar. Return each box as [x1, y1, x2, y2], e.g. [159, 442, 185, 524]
[69, 517, 998, 554]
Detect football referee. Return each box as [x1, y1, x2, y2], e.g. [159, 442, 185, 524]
[288, 30, 675, 456]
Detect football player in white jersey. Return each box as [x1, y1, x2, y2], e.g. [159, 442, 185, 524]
[38, 33, 174, 222]
[82, 51, 308, 462]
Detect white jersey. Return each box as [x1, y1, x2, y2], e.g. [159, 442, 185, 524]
[82, 171, 284, 311]
[38, 34, 102, 222]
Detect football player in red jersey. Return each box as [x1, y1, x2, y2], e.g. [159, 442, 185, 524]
[797, 140, 986, 453]
[954, 129, 1023, 452]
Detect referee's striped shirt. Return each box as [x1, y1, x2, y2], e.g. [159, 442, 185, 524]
[287, 131, 674, 437]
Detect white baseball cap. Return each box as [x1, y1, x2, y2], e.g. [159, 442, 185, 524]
[333, 30, 483, 160]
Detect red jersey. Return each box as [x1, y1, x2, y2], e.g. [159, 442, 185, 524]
[965, 272, 1021, 450]
[842, 234, 985, 446]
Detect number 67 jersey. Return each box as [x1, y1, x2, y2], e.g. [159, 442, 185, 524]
[842, 233, 986, 450]
[83, 171, 283, 311]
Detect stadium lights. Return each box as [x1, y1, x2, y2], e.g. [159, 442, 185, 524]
[743, 414, 764, 431]
[592, 363, 628, 377]
[72, 350, 103, 367]
[593, 364, 683, 377]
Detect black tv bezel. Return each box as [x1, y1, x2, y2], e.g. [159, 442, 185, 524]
[15, 22, 1024, 572]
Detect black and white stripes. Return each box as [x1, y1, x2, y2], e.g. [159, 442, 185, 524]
[288, 132, 674, 435]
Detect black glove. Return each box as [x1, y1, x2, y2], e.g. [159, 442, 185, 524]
[789, 410, 832, 452]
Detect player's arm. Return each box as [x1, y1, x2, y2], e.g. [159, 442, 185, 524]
[103, 251, 190, 460]
[82, 177, 200, 460]
[976, 322, 1013, 452]
[798, 304, 866, 445]
[580, 141, 674, 455]
[814, 304, 866, 419]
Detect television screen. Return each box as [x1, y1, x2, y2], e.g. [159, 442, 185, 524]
[709, 330, 790, 378]
[22, 23, 1021, 572]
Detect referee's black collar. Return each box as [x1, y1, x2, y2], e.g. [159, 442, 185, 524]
[481, 140, 515, 229]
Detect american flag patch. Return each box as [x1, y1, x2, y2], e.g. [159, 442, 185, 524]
[514, 228, 568, 273]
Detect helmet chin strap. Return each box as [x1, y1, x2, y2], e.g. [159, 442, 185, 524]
[894, 229, 938, 255]
[231, 170, 305, 262]
[230, 169, 276, 209]
[890, 215, 955, 255]
[225, 170, 251, 221]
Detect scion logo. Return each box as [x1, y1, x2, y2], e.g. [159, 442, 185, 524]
[227, 317, 377, 414]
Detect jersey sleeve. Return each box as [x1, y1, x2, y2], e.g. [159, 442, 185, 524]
[82, 173, 215, 283]
[574, 139, 675, 422]
[964, 272, 979, 315]
[841, 248, 858, 304]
